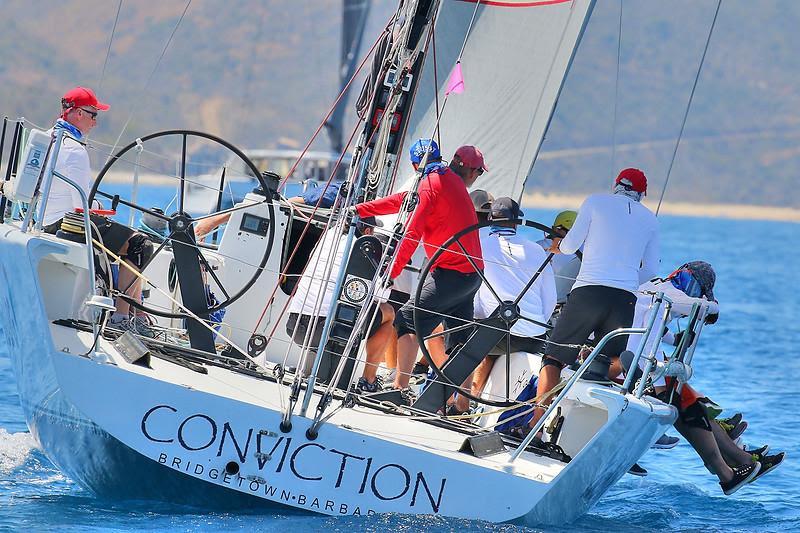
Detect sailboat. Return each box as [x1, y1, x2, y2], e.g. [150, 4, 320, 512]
[0, 0, 714, 525]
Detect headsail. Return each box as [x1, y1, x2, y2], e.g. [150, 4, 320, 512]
[402, 0, 595, 200]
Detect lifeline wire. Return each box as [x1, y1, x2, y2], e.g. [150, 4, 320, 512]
[98, 0, 123, 91]
[655, 0, 722, 215]
[106, 0, 192, 165]
[610, 0, 623, 175]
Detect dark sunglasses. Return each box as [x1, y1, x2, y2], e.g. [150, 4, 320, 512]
[79, 108, 98, 119]
[475, 168, 485, 176]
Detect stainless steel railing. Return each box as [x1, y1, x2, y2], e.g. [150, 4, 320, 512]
[509, 291, 674, 462]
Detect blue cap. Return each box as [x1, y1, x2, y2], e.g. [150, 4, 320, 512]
[409, 138, 441, 165]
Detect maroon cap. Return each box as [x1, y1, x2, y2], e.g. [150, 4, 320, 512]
[62, 87, 110, 111]
[615, 167, 647, 193]
[454, 145, 488, 172]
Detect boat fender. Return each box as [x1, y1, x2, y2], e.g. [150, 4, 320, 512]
[7, 128, 50, 203]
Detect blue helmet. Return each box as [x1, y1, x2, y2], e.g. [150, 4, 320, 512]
[409, 138, 441, 165]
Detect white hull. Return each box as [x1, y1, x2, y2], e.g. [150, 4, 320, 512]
[0, 223, 676, 525]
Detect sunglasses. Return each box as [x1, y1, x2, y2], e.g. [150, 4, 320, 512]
[79, 108, 98, 119]
[475, 168, 484, 176]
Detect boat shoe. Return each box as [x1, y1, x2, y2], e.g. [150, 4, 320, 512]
[749, 451, 785, 483]
[720, 461, 760, 495]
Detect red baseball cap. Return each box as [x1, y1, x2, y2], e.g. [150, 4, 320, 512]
[615, 167, 647, 193]
[454, 145, 488, 172]
[62, 87, 110, 111]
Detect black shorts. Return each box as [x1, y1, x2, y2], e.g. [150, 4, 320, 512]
[287, 305, 384, 348]
[546, 285, 636, 365]
[44, 214, 135, 256]
[488, 334, 546, 357]
[387, 289, 410, 313]
[395, 268, 481, 347]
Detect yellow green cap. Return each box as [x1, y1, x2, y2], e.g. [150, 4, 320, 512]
[553, 210, 577, 230]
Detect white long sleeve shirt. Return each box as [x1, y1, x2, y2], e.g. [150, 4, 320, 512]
[537, 237, 581, 303]
[626, 278, 720, 386]
[41, 131, 93, 226]
[474, 228, 557, 337]
[559, 193, 659, 293]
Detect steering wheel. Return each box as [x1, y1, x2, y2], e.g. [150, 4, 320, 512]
[413, 218, 560, 408]
[90, 129, 276, 319]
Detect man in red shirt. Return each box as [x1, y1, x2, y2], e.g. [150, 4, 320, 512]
[354, 145, 488, 393]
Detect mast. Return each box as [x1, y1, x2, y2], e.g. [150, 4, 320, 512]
[326, 0, 372, 157]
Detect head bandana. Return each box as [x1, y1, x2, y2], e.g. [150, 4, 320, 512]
[53, 119, 83, 140]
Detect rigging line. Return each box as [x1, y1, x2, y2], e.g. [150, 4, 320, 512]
[609, 0, 623, 175]
[457, 0, 482, 61]
[275, 16, 390, 193]
[656, 0, 722, 216]
[431, 12, 441, 148]
[105, 0, 193, 165]
[98, 0, 123, 91]
[252, 110, 368, 338]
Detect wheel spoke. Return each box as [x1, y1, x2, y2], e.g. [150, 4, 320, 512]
[511, 252, 554, 307]
[95, 190, 171, 221]
[517, 314, 552, 330]
[423, 321, 475, 342]
[211, 166, 227, 244]
[456, 240, 503, 306]
[178, 133, 187, 213]
[505, 331, 512, 400]
[197, 248, 230, 300]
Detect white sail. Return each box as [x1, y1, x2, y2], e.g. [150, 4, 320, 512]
[402, 0, 595, 200]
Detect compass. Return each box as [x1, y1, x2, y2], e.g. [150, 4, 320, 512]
[343, 276, 368, 304]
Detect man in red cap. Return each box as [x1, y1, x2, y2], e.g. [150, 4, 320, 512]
[41, 87, 156, 337]
[352, 145, 488, 398]
[521, 167, 660, 439]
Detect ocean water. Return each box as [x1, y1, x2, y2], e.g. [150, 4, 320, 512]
[1, 203, 798, 532]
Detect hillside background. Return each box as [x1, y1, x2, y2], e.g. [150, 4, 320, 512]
[1, 0, 798, 208]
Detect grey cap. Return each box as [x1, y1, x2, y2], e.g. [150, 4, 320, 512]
[489, 197, 524, 221]
[470, 189, 495, 213]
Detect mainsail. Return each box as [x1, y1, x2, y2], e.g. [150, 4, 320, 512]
[402, 0, 595, 200]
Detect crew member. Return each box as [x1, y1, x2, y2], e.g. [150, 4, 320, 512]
[286, 217, 395, 393]
[353, 145, 488, 398]
[383, 138, 446, 382]
[623, 261, 783, 494]
[458, 197, 557, 413]
[41, 87, 154, 336]
[536, 210, 580, 305]
[527, 168, 660, 433]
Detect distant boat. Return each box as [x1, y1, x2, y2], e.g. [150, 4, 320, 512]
[183, 148, 353, 215]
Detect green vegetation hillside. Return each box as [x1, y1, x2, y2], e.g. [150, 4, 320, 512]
[1, 0, 797, 208]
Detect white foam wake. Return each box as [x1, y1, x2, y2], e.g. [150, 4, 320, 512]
[0, 428, 38, 473]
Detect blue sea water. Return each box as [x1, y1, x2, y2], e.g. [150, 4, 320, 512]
[1, 199, 798, 532]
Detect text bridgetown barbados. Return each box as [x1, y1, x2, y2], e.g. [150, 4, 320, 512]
[140, 405, 448, 515]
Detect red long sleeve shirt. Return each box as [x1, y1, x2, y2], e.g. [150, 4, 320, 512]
[356, 168, 483, 279]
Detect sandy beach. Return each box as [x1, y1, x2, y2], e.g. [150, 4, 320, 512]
[521, 192, 800, 223]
